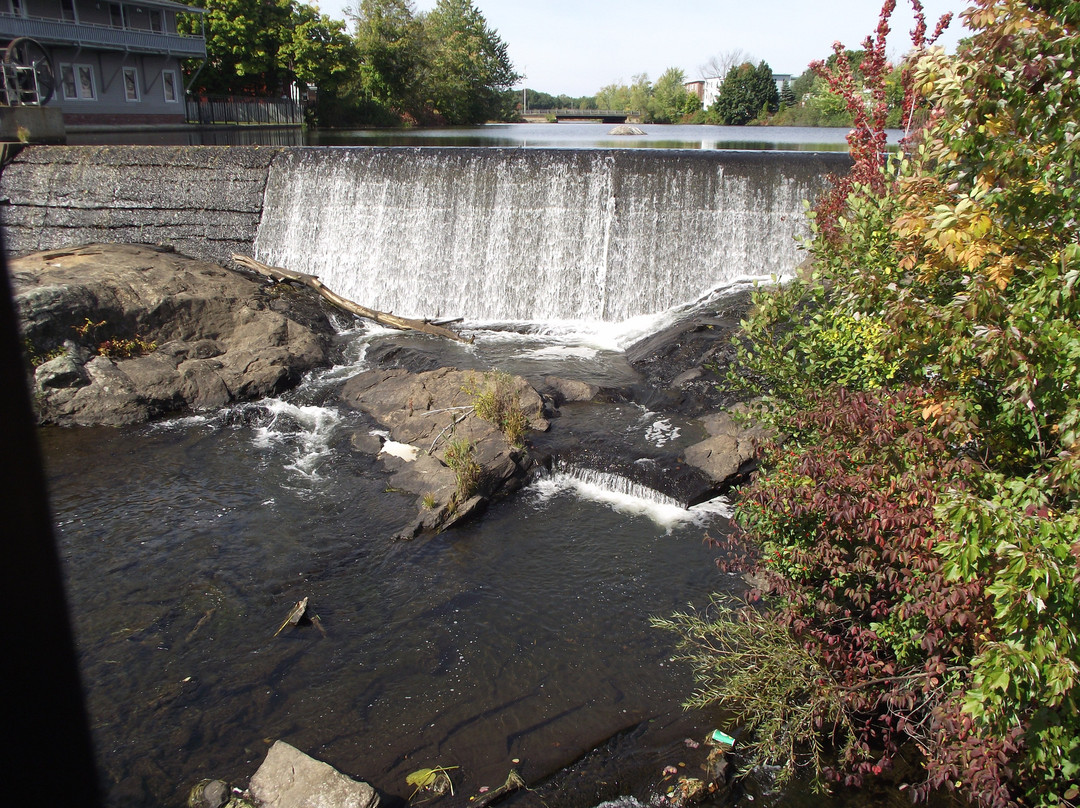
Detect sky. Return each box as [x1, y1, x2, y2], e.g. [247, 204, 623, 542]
[310, 0, 972, 98]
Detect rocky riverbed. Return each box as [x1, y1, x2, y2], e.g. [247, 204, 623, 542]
[16, 242, 765, 539]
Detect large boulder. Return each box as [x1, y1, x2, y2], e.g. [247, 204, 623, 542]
[682, 405, 772, 489]
[247, 741, 379, 808]
[13, 243, 336, 425]
[341, 367, 548, 538]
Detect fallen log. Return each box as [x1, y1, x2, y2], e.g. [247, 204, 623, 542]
[231, 254, 473, 344]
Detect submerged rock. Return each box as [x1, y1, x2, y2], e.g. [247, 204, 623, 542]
[13, 243, 337, 425]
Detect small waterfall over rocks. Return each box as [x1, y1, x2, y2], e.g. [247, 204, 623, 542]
[254, 147, 841, 322]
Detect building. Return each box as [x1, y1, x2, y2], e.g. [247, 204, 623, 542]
[684, 76, 722, 112]
[0, 0, 206, 126]
[686, 72, 794, 113]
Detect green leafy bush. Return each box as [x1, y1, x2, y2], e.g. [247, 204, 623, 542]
[670, 1, 1080, 805]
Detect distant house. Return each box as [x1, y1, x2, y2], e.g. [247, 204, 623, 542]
[684, 76, 722, 111]
[0, 0, 206, 125]
[687, 73, 793, 112]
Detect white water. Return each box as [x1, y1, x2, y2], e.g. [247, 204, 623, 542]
[533, 464, 732, 531]
[254, 148, 836, 323]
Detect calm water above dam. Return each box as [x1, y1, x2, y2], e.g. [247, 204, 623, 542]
[66, 121, 899, 152]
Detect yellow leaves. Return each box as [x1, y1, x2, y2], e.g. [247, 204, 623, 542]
[987, 255, 1016, 290]
[922, 400, 945, 422]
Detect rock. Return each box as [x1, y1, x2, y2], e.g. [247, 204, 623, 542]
[247, 740, 379, 808]
[540, 375, 600, 405]
[341, 367, 546, 537]
[624, 293, 752, 416]
[188, 779, 230, 808]
[682, 405, 772, 489]
[13, 243, 337, 425]
[609, 125, 646, 135]
[34, 353, 89, 390]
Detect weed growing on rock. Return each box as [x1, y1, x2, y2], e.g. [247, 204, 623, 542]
[98, 336, 157, 360]
[466, 371, 528, 447]
[443, 437, 481, 501]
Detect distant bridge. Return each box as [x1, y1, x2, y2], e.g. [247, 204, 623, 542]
[524, 108, 640, 123]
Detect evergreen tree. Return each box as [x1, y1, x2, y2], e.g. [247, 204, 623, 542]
[711, 60, 778, 125]
[779, 79, 796, 107]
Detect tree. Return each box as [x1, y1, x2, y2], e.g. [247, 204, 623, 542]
[420, 0, 519, 124]
[183, 0, 355, 104]
[594, 81, 630, 110]
[698, 48, 752, 80]
[648, 67, 694, 123]
[664, 0, 1080, 804]
[279, 5, 356, 95]
[182, 0, 296, 94]
[778, 79, 795, 107]
[349, 0, 423, 112]
[710, 60, 778, 125]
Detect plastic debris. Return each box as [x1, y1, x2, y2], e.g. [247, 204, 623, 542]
[708, 729, 736, 749]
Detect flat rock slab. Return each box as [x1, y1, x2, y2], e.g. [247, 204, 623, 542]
[14, 243, 336, 425]
[248, 741, 379, 808]
[682, 406, 773, 488]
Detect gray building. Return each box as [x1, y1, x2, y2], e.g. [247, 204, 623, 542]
[0, 0, 205, 125]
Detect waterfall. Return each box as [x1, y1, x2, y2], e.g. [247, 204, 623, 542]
[254, 148, 843, 323]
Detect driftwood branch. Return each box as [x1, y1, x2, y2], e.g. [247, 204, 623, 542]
[231, 254, 472, 344]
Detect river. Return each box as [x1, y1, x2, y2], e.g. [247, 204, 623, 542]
[34, 130, 867, 808]
[65, 121, 903, 151]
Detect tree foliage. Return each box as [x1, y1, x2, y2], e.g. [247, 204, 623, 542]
[710, 61, 779, 125]
[421, 0, 519, 124]
[664, 0, 1080, 805]
[182, 0, 354, 99]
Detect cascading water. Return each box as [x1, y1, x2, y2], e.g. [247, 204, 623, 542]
[254, 148, 841, 322]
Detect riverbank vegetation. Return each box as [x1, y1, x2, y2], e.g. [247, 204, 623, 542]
[662, 0, 1080, 805]
[183, 0, 519, 126]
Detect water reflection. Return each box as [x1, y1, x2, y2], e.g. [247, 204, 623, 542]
[67, 122, 894, 151]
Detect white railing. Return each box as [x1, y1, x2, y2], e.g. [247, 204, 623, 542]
[0, 14, 206, 57]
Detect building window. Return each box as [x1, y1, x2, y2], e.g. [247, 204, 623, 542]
[149, 9, 163, 32]
[60, 63, 96, 100]
[109, 3, 124, 28]
[8, 0, 27, 18]
[60, 0, 77, 22]
[162, 70, 178, 103]
[123, 66, 139, 101]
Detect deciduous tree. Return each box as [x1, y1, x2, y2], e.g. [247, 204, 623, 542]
[420, 0, 519, 125]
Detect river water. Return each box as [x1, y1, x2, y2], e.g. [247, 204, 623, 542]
[43, 321, 747, 808]
[66, 121, 903, 151]
[38, 130, 858, 808]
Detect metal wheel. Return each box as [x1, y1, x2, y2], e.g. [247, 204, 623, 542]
[3, 37, 55, 105]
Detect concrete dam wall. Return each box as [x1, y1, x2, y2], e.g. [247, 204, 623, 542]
[0, 145, 852, 322]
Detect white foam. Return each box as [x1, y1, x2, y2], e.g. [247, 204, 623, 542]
[252, 399, 342, 480]
[381, 441, 420, 462]
[530, 466, 731, 531]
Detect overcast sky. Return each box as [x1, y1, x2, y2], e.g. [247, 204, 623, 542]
[310, 0, 972, 98]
